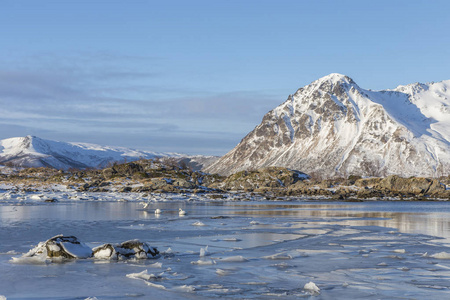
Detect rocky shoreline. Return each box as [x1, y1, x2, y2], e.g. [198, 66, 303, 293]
[1, 159, 449, 201]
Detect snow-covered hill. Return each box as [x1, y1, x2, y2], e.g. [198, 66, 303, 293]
[205, 73, 450, 178]
[0, 136, 217, 170]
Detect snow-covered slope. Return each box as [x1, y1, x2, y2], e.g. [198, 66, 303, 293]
[205, 74, 450, 178]
[0, 136, 217, 170]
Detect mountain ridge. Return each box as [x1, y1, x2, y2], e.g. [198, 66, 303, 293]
[205, 74, 450, 178]
[0, 135, 218, 170]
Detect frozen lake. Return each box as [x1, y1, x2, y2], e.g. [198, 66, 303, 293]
[2, 196, 450, 299]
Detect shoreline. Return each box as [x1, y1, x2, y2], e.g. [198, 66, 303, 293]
[0, 161, 449, 203]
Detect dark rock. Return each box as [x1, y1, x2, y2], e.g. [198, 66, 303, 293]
[92, 239, 159, 260]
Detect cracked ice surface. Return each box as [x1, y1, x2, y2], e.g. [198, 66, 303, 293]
[1, 198, 450, 299]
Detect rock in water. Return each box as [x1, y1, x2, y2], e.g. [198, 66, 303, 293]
[23, 234, 92, 259]
[93, 239, 159, 260]
[16, 236, 160, 262]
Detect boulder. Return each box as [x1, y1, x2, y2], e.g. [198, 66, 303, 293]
[172, 178, 196, 189]
[375, 175, 446, 195]
[221, 167, 308, 191]
[18, 236, 160, 262]
[93, 239, 159, 260]
[23, 234, 92, 259]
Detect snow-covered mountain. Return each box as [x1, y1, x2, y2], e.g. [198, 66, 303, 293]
[0, 135, 217, 170]
[205, 73, 450, 178]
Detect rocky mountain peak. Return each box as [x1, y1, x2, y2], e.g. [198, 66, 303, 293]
[314, 73, 355, 85]
[205, 74, 450, 178]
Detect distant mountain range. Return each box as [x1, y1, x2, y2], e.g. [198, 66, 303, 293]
[0, 135, 217, 170]
[205, 73, 450, 178]
[3, 74, 450, 179]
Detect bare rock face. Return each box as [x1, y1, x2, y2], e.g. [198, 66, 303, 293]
[205, 74, 450, 179]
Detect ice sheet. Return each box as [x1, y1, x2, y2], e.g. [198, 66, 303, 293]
[2, 198, 450, 299]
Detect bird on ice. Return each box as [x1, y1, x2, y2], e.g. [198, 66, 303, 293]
[155, 208, 162, 214]
[179, 208, 186, 216]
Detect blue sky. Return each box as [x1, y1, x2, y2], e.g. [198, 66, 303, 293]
[1, 0, 449, 155]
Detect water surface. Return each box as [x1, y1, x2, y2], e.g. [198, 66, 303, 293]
[1, 199, 450, 299]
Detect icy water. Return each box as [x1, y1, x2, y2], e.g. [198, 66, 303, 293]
[2, 197, 450, 299]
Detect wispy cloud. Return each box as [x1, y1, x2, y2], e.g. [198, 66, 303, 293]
[0, 52, 280, 155]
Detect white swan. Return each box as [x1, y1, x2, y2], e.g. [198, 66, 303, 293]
[141, 202, 149, 209]
[179, 208, 186, 216]
[155, 208, 162, 214]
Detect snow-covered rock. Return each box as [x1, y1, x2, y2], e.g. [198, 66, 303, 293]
[20, 235, 92, 260]
[92, 239, 160, 260]
[205, 74, 450, 178]
[13, 235, 160, 262]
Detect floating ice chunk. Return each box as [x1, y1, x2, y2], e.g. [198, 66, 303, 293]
[431, 252, 450, 259]
[244, 282, 267, 285]
[145, 281, 166, 290]
[386, 255, 404, 260]
[303, 281, 320, 295]
[377, 262, 388, 266]
[161, 247, 175, 258]
[219, 255, 248, 262]
[192, 221, 206, 226]
[126, 270, 162, 281]
[200, 246, 208, 257]
[393, 249, 406, 253]
[250, 221, 260, 225]
[172, 285, 195, 292]
[149, 262, 163, 268]
[223, 238, 241, 242]
[191, 259, 216, 265]
[207, 284, 223, 289]
[10, 255, 49, 265]
[84, 297, 98, 300]
[0, 296, 6, 300]
[216, 268, 231, 276]
[263, 252, 292, 260]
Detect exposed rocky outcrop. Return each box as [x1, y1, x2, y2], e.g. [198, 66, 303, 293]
[2, 160, 450, 200]
[214, 167, 309, 192]
[375, 175, 445, 195]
